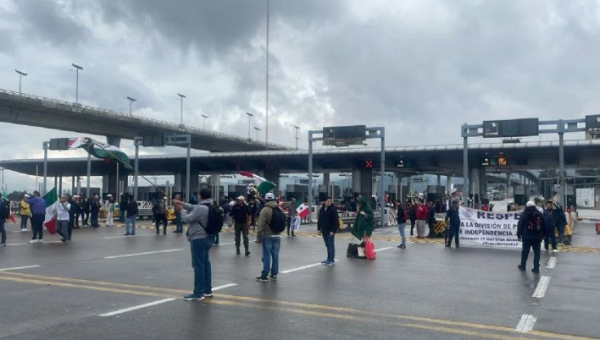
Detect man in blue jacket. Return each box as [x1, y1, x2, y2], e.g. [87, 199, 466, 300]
[26, 191, 46, 244]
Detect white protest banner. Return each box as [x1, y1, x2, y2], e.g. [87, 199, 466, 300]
[458, 207, 522, 248]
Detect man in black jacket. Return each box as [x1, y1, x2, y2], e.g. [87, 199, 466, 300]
[230, 196, 251, 256]
[427, 201, 436, 238]
[67, 195, 80, 240]
[318, 197, 339, 266]
[517, 201, 547, 273]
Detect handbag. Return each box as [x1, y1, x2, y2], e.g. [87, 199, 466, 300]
[364, 236, 376, 260]
[346, 243, 359, 258]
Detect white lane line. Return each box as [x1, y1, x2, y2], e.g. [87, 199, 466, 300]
[281, 263, 323, 274]
[0, 265, 41, 271]
[375, 247, 394, 252]
[532, 276, 551, 298]
[103, 248, 183, 259]
[214, 242, 235, 246]
[6, 242, 28, 246]
[102, 234, 155, 239]
[212, 283, 238, 291]
[546, 257, 557, 269]
[99, 298, 176, 317]
[515, 314, 537, 333]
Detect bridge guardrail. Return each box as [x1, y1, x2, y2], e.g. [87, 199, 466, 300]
[0, 88, 288, 149]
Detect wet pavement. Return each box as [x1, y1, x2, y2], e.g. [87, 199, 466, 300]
[1, 220, 599, 340]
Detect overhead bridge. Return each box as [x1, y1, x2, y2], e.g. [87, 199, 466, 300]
[0, 88, 290, 152]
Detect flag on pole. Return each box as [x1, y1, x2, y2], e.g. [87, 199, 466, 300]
[294, 200, 310, 219]
[68, 137, 132, 169]
[239, 171, 276, 195]
[43, 188, 58, 235]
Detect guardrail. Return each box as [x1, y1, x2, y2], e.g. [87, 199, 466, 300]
[0, 88, 289, 150]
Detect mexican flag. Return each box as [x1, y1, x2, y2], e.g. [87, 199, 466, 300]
[239, 171, 276, 195]
[43, 188, 58, 235]
[294, 200, 310, 219]
[68, 137, 132, 169]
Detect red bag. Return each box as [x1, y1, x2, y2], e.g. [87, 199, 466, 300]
[364, 236, 376, 260]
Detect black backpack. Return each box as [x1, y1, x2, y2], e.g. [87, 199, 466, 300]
[527, 211, 542, 233]
[269, 206, 286, 233]
[201, 203, 224, 235]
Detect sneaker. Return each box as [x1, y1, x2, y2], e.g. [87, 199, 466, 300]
[203, 293, 213, 298]
[21, 229, 27, 232]
[553, 249, 558, 253]
[37, 240, 43, 243]
[400, 244, 406, 249]
[183, 294, 204, 301]
[245, 251, 251, 257]
[123, 233, 130, 236]
[325, 261, 335, 267]
[27, 239, 37, 244]
[270, 275, 278, 281]
[256, 276, 269, 282]
[320, 260, 328, 264]
[518, 265, 525, 271]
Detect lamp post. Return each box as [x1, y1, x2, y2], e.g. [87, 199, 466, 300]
[254, 126, 261, 140]
[246, 112, 253, 141]
[127, 96, 136, 115]
[177, 93, 186, 125]
[71, 63, 83, 104]
[15, 69, 27, 94]
[293, 125, 299, 149]
[201, 114, 209, 129]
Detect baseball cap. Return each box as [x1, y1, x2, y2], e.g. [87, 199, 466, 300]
[526, 201, 535, 207]
[265, 193, 275, 200]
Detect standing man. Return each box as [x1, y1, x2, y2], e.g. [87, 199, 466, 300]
[26, 191, 46, 244]
[395, 200, 407, 249]
[415, 199, 428, 239]
[19, 194, 30, 232]
[119, 194, 127, 223]
[174, 189, 216, 301]
[427, 201, 436, 238]
[67, 195, 80, 240]
[230, 196, 251, 256]
[81, 194, 90, 227]
[445, 200, 461, 248]
[248, 197, 259, 233]
[104, 194, 115, 227]
[256, 193, 286, 282]
[548, 201, 567, 246]
[90, 195, 101, 228]
[517, 201, 546, 273]
[543, 201, 558, 253]
[317, 197, 339, 266]
[408, 200, 416, 236]
[124, 195, 138, 236]
[153, 197, 168, 235]
[55, 194, 71, 244]
[286, 198, 297, 238]
[173, 194, 184, 234]
[0, 193, 9, 246]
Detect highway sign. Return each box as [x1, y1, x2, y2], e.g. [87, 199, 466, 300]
[482, 118, 539, 138]
[585, 115, 600, 140]
[49, 138, 70, 150]
[322, 125, 366, 147]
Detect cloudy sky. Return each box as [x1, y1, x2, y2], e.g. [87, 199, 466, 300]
[0, 0, 598, 192]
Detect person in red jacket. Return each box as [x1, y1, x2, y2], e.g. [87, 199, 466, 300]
[415, 199, 428, 239]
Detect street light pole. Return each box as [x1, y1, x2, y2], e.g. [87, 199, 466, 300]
[293, 125, 299, 149]
[72, 63, 83, 104]
[246, 112, 253, 141]
[201, 114, 209, 129]
[15, 69, 27, 94]
[254, 126, 261, 140]
[127, 96, 137, 115]
[177, 93, 186, 125]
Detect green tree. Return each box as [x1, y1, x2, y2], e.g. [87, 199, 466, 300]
[6, 190, 27, 201]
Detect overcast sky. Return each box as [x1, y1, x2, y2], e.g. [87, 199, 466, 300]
[0, 0, 598, 193]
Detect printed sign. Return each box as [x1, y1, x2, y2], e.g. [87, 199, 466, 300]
[576, 188, 595, 208]
[458, 207, 521, 248]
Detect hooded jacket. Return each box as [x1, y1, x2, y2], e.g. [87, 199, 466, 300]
[517, 206, 547, 241]
[351, 197, 374, 239]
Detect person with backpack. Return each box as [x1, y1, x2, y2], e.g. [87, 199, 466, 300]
[255, 193, 285, 282]
[152, 197, 168, 235]
[174, 189, 223, 301]
[395, 200, 407, 249]
[317, 197, 339, 266]
[517, 201, 547, 273]
[0, 193, 10, 246]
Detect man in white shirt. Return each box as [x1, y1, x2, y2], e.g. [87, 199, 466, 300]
[56, 195, 71, 244]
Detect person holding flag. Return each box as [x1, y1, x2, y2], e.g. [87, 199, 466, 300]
[26, 191, 47, 244]
[55, 194, 71, 244]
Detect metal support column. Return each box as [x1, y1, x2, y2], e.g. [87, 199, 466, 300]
[308, 133, 314, 222]
[379, 131, 386, 227]
[558, 120, 566, 206]
[186, 138, 191, 203]
[462, 126, 469, 202]
[86, 153, 91, 198]
[42, 141, 49, 195]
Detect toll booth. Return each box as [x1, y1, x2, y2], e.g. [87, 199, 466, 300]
[286, 184, 308, 203]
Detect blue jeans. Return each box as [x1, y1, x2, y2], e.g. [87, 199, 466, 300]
[545, 228, 557, 250]
[20, 215, 28, 229]
[261, 236, 281, 277]
[91, 213, 99, 227]
[322, 232, 335, 262]
[125, 216, 136, 235]
[557, 224, 565, 244]
[119, 209, 126, 222]
[191, 236, 215, 296]
[57, 220, 69, 241]
[175, 212, 183, 232]
[0, 220, 6, 244]
[397, 223, 406, 246]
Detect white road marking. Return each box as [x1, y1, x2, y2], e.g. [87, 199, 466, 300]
[99, 298, 176, 317]
[103, 248, 183, 259]
[375, 247, 394, 252]
[281, 263, 323, 274]
[214, 242, 235, 246]
[532, 276, 551, 298]
[546, 257, 557, 269]
[0, 265, 41, 271]
[515, 314, 537, 333]
[102, 234, 155, 239]
[6, 242, 28, 246]
[212, 283, 237, 291]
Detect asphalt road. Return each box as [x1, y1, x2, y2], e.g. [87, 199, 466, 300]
[1, 221, 599, 340]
